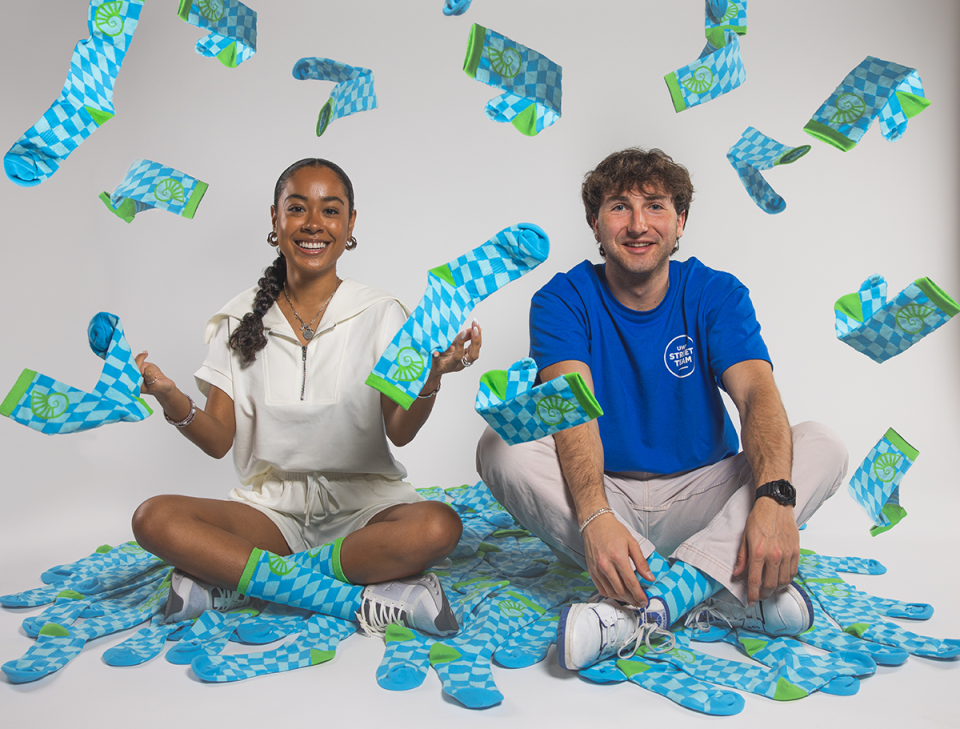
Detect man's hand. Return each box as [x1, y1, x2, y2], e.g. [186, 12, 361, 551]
[582, 513, 653, 607]
[733, 497, 800, 604]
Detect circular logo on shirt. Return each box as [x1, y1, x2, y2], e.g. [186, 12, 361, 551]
[664, 335, 696, 378]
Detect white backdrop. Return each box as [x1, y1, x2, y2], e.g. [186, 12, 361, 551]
[1, 2, 957, 727]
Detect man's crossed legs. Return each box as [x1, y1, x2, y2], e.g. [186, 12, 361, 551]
[477, 421, 848, 668]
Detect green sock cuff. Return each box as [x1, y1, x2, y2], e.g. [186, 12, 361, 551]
[663, 72, 687, 112]
[177, 0, 193, 21]
[462, 24, 486, 78]
[364, 373, 415, 410]
[914, 277, 960, 317]
[563, 372, 604, 419]
[237, 548, 263, 593]
[775, 145, 811, 166]
[181, 181, 208, 220]
[331, 537, 351, 584]
[870, 504, 907, 536]
[1, 369, 36, 417]
[896, 91, 930, 119]
[803, 119, 856, 152]
[834, 291, 864, 322]
[883, 427, 919, 461]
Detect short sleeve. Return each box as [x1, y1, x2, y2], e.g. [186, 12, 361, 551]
[194, 316, 235, 400]
[705, 282, 771, 389]
[529, 275, 591, 371]
[373, 300, 410, 357]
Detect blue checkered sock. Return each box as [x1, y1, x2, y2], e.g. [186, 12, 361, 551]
[377, 623, 435, 691]
[726, 127, 810, 214]
[704, 0, 747, 47]
[102, 613, 186, 667]
[283, 539, 347, 581]
[664, 29, 745, 113]
[462, 24, 562, 136]
[99, 160, 208, 223]
[834, 274, 959, 363]
[636, 550, 672, 588]
[847, 428, 918, 535]
[237, 548, 363, 621]
[804, 56, 929, 152]
[443, 0, 472, 16]
[475, 358, 602, 445]
[1, 313, 152, 435]
[366, 223, 549, 409]
[177, 0, 257, 68]
[645, 561, 723, 627]
[3, 0, 143, 186]
[165, 607, 260, 665]
[292, 57, 378, 137]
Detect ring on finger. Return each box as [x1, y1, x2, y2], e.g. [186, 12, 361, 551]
[460, 355, 473, 368]
[145, 376, 159, 386]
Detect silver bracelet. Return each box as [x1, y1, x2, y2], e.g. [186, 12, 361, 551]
[578, 507, 614, 535]
[164, 395, 197, 428]
[417, 381, 441, 399]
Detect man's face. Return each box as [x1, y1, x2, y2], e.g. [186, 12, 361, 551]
[592, 186, 686, 280]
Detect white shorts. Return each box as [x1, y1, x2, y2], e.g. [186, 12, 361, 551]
[227, 468, 425, 553]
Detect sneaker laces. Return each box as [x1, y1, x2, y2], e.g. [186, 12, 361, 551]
[355, 601, 405, 638]
[684, 603, 733, 633]
[616, 614, 676, 659]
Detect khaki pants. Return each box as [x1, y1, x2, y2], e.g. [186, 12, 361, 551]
[476, 421, 848, 605]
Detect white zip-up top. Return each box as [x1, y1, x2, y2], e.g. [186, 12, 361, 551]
[194, 279, 412, 486]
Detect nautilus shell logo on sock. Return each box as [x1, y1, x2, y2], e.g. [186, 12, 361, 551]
[664, 335, 695, 378]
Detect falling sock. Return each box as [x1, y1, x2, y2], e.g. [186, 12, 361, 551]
[834, 274, 958, 363]
[704, 0, 747, 47]
[3, 0, 143, 186]
[664, 29, 745, 113]
[177, 0, 257, 68]
[804, 56, 929, 152]
[726, 127, 810, 214]
[237, 548, 364, 621]
[1, 312, 152, 435]
[99, 160, 208, 223]
[443, 0, 472, 15]
[366, 223, 550, 408]
[462, 24, 562, 136]
[292, 57, 378, 137]
[645, 561, 723, 627]
[191, 613, 355, 682]
[377, 623, 435, 691]
[475, 358, 603, 445]
[847, 427, 917, 535]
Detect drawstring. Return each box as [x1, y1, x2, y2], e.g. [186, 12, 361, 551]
[303, 474, 341, 527]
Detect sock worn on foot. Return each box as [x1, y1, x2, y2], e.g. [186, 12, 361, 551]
[645, 561, 723, 627]
[292, 58, 378, 137]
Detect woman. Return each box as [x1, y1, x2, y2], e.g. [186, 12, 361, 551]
[131, 158, 478, 636]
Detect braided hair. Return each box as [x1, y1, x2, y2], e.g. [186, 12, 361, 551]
[228, 158, 355, 365]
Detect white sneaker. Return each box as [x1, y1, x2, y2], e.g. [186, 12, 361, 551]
[357, 573, 458, 638]
[686, 582, 814, 636]
[163, 569, 257, 623]
[557, 597, 674, 671]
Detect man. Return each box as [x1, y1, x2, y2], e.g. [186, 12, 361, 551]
[476, 148, 848, 670]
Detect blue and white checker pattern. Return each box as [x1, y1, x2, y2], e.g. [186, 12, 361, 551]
[647, 562, 722, 626]
[3, 0, 143, 187]
[704, 0, 747, 37]
[835, 275, 955, 363]
[103, 614, 186, 666]
[443, 0, 473, 16]
[105, 159, 206, 219]
[165, 608, 260, 665]
[292, 57, 378, 136]
[668, 30, 745, 111]
[367, 224, 549, 407]
[473, 27, 562, 134]
[610, 657, 746, 715]
[377, 625, 433, 690]
[475, 358, 599, 445]
[182, 0, 257, 67]
[726, 127, 810, 214]
[807, 56, 927, 149]
[847, 431, 915, 528]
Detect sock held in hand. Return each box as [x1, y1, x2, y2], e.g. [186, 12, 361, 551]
[645, 561, 723, 626]
[292, 58, 378, 137]
[4, 0, 143, 186]
[177, 0, 257, 68]
[367, 223, 550, 409]
[834, 274, 959, 363]
[726, 127, 810, 214]
[100, 159, 208, 223]
[848, 428, 917, 535]
[1, 312, 152, 435]
[664, 29, 745, 113]
[475, 357, 602, 445]
[804, 56, 929, 152]
[463, 24, 562, 136]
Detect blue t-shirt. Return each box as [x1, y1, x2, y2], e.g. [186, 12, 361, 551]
[529, 257, 770, 475]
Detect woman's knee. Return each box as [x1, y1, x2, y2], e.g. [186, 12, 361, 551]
[131, 495, 184, 550]
[419, 501, 463, 555]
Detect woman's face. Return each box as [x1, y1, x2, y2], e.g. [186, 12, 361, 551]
[271, 165, 356, 282]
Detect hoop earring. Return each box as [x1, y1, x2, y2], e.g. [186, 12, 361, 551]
[598, 243, 605, 257]
[267, 231, 278, 246]
[346, 236, 358, 251]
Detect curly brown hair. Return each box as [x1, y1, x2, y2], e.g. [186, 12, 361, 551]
[581, 148, 694, 234]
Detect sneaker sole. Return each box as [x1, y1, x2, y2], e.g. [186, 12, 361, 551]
[556, 604, 574, 670]
[791, 580, 815, 634]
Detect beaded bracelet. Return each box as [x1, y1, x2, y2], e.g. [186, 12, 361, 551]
[164, 395, 197, 428]
[578, 507, 614, 535]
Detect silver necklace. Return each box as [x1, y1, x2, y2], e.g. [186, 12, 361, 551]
[282, 279, 340, 340]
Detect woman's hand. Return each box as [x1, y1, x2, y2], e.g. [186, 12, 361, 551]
[428, 320, 483, 381]
[135, 351, 178, 400]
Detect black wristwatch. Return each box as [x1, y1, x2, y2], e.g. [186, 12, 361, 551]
[755, 479, 797, 507]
